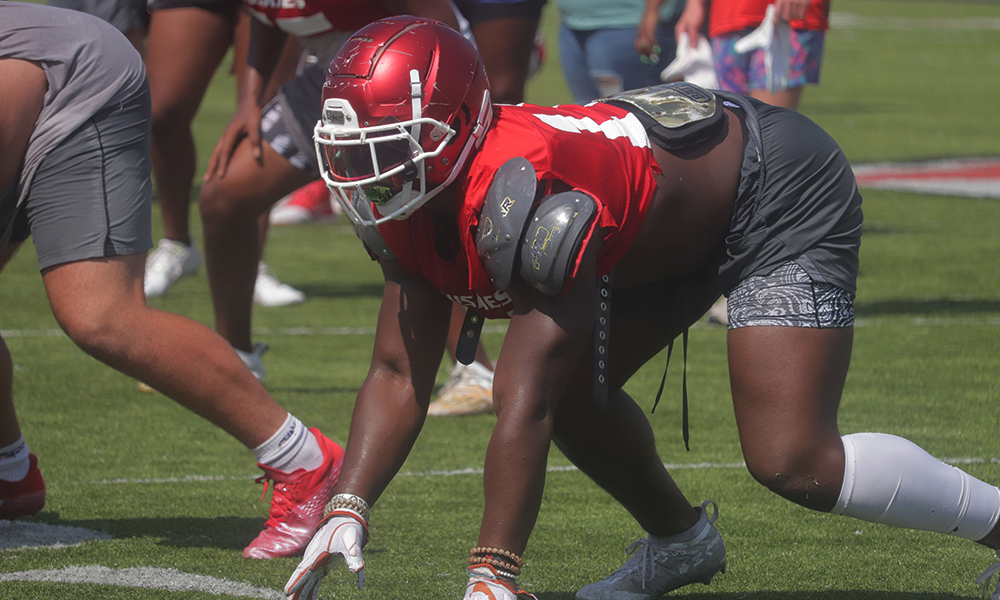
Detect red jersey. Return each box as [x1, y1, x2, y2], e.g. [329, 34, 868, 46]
[243, 0, 389, 38]
[709, 0, 830, 37]
[376, 102, 659, 319]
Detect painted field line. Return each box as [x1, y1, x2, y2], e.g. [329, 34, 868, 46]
[67, 457, 997, 487]
[4, 314, 1000, 341]
[832, 13, 1000, 31]
[0, 566, 283, 599]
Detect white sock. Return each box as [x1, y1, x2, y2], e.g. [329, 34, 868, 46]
[0, 436, 31, 482]
[834, 433, 1000, 541]
[252, 414, 324, 474]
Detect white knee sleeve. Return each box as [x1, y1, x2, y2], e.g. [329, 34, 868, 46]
[833, 433, 1000, 541]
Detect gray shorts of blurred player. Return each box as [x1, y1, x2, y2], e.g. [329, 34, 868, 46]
[48, 0, 149, 33]
[8, 83, 153, 270]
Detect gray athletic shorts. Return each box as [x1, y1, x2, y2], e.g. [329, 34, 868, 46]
[11, 84, 153, 270]
[48, 0, 148, 33]
[614, 93, 863, 331]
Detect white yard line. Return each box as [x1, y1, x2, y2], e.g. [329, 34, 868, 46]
[0, 565, 284, 599]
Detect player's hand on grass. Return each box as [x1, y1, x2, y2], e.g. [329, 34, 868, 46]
[284, 509, 368, 599]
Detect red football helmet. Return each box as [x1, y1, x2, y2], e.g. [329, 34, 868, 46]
[314, 16, 492, 227]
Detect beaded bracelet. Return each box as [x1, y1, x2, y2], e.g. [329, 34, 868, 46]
[469, 547, 523, 576]
[323, 493, 370, 523]
[470, 546, 524, 569]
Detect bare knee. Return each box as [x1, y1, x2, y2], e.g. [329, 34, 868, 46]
[55, 305, 134, 363]
[150, 102, 189, 141]
[744, 439, 845, 512]
[198, 178, 253, 230]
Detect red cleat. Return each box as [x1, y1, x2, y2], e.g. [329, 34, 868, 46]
[244, 429, 345, 559]
[0, 454, 46, 520]
[269, 180, 338, 225]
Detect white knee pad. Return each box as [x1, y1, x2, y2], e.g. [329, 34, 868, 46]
[833, 433, 1000, 540]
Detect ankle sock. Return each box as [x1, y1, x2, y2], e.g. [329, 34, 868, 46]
[253, 414, 324, 473]
[0, 436, 30, 482]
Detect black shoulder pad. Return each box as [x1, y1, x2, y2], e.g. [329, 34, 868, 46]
[519, 191, 597, 296]
[476, 157, 537, 290]
[602, 82, 724, 150]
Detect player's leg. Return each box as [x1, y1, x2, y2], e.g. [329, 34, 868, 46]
[31, 92, 339, 555]
[727, 270, 1000, 545]
[551, 313, 700, 537]
[0, 242, 23, 449]
[199, 54, 323, 357]
[467, 0, 543, 105]
[0, 317, 45, 520]
[554, 301, 727, 600]
[198, 113, 314, 354]
[144, 3, 236, 296]
[728, 323, 849, 509]
[45, 252, 289, 444]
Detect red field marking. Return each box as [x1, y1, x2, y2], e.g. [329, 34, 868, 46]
[852, 158, 1000, 199]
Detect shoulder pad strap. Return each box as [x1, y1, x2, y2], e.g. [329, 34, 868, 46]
[476, 157, 537, 290]
[520, 191, 597, 296]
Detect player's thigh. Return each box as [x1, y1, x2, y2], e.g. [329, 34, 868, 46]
[145, 5, 235, 120]
[726, 263, 854, 464]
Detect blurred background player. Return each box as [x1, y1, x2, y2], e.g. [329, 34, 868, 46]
[143, 0, 306, 307]
[48, 0, 148, 55]
[197, 0, 487, 387]
[0, 1, 343, 562]
[555, 0, 684, 104]
[452, 0, 547, 105]
[676, 0, 830, 110]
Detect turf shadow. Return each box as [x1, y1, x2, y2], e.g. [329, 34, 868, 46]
[44, 515, 267, 552]
[536, 592, 972, 600]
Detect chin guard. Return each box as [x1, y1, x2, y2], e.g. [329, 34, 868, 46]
[351, 190, 395, 260]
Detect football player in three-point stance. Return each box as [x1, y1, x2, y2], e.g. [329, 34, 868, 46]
[285, 15, 1000, 600]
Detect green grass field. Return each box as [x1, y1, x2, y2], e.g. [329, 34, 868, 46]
[2, 1, 1000, 598]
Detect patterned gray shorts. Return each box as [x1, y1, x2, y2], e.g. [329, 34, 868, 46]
[727, 261, 855, 329]
[261, 100, 313, 172]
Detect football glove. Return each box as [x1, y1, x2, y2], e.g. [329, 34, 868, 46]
[284, 508, 368, 599]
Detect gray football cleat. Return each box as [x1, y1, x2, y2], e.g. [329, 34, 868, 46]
[576, 500, 726, 600]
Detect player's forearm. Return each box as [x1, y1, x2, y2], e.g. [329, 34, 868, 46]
[333, 370, 427, 506]
[243, 18, 289, 106]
